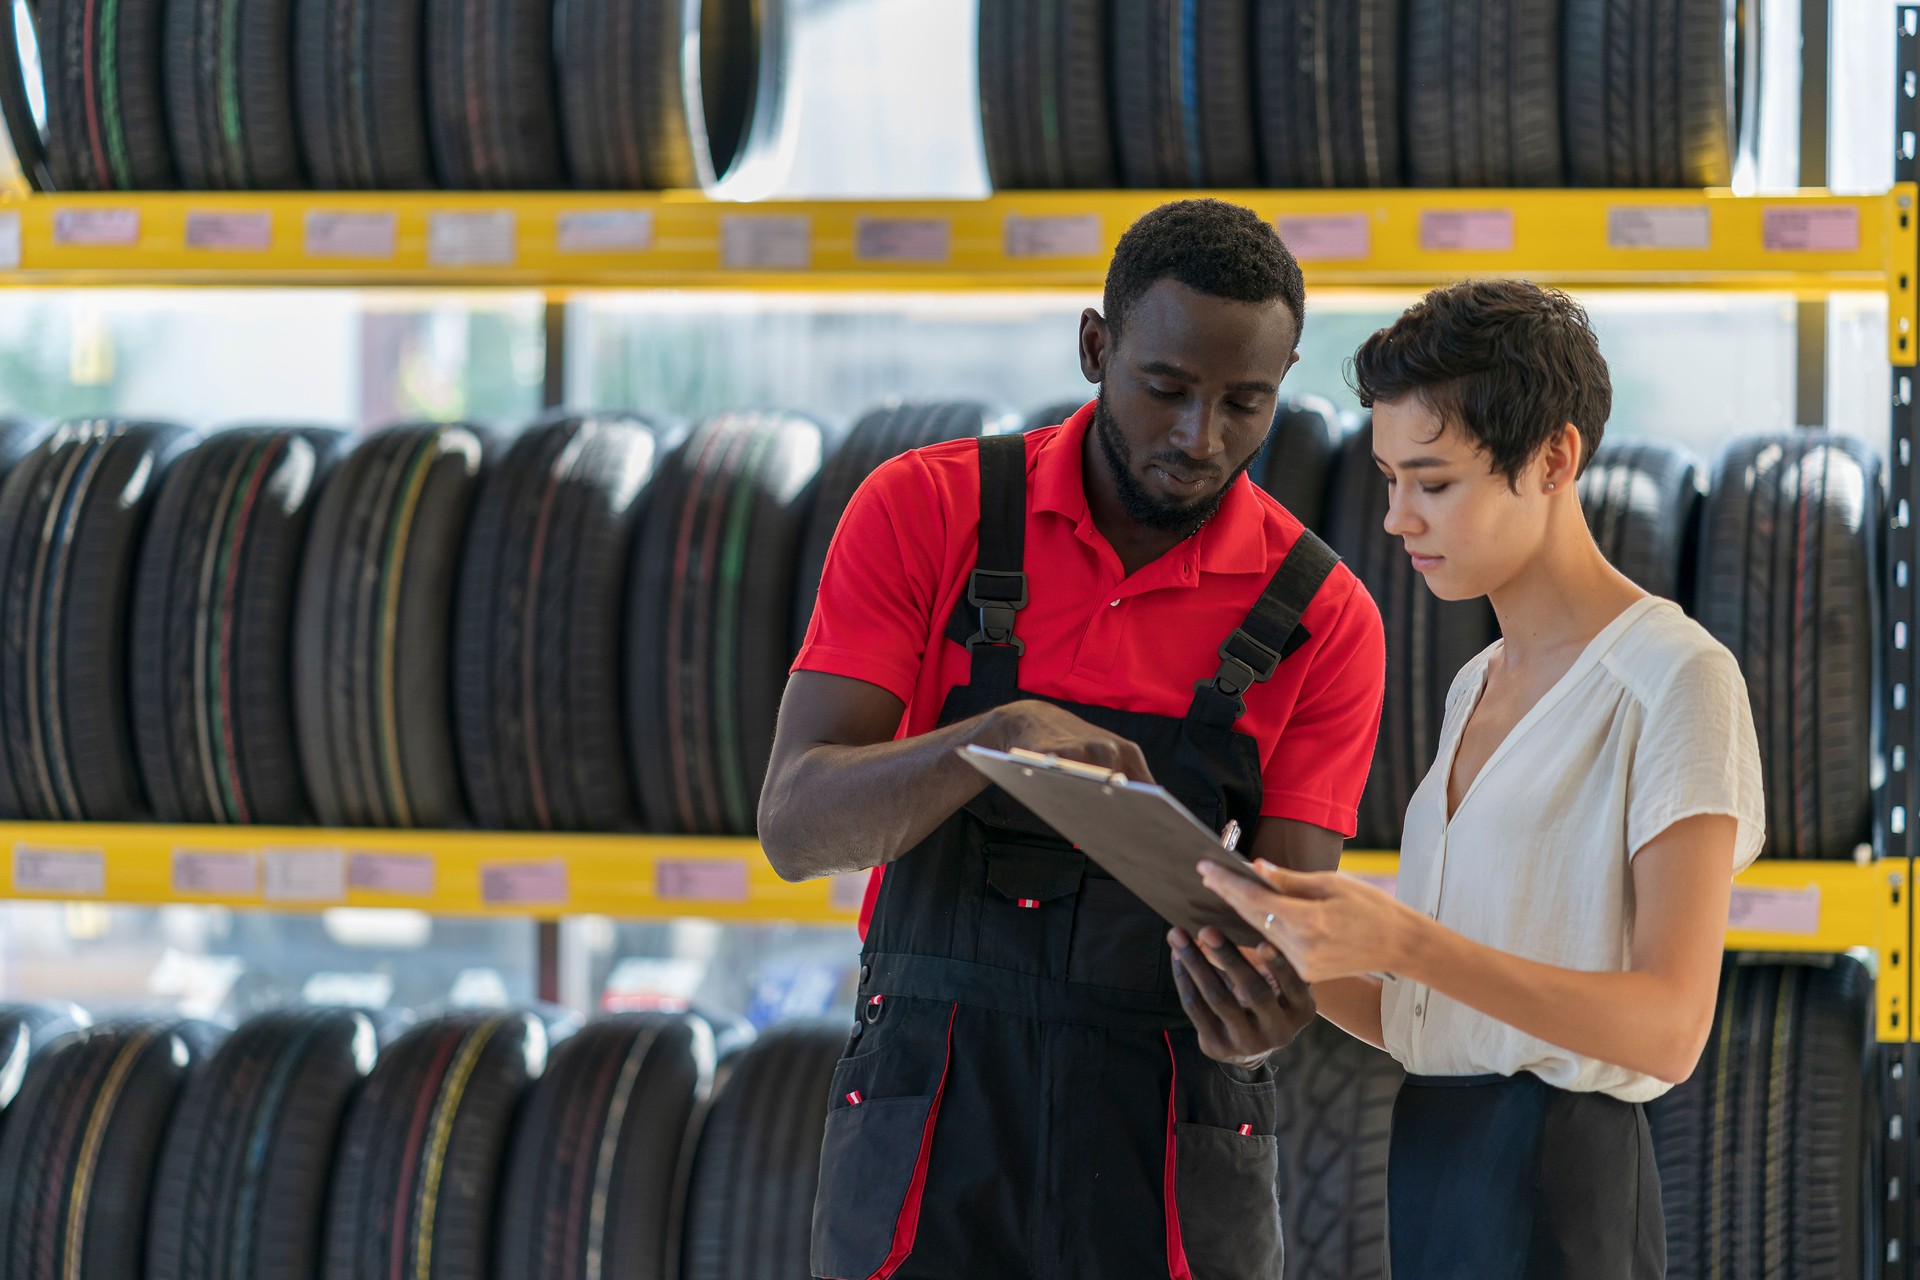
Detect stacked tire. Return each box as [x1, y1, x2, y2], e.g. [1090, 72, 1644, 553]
[1649, 957, 1875, 1279]
[1696, 434, 1881, 860]
[626, 411, 824, 835]
[979, 0, 1746, 189]
[454, 413, 660, 832]
[0, 421, 195, 821]
[294, 425, 484, 829]
[6, 0, 788, 191]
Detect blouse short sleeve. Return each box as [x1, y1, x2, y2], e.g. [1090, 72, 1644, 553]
[1626, 643, 1767, 870]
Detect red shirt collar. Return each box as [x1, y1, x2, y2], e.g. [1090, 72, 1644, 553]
[1029, 400, 1271, 578]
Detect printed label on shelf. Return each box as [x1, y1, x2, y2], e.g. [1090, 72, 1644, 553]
[262, 848, 346, 902]
[1418, 209, 1515, 253]
[1607, 206, 1711, 250]
[721, 215, 812, 269]
[656, 859, 750, 903]
[347, 851, 435, 897]
[829, 871, 870, 912]
[185, 211, 273, 251]
[1726, 885, 1821, 935]
[1763, 206, 1861, 253]
[0, 211, 23, 269]
[428, 212, 517, 266]
[171, 849, 259, 897]
[481, 859, 569, 906]
[1277, 214, 1372, 261]
[855, 217, 953, 264]
[53, 208, 139, 248]
[12, 845, 104, 896]
[304, 212, 397, 259]
[1003, 213, 1103, 259]
[556, 209, 655, 254]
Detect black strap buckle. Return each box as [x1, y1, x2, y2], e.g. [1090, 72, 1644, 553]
[1196, 628, 1284, 712]
[966, 569, 1028, 653]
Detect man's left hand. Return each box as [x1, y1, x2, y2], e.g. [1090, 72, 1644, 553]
[1169, 926, 1315, 1069]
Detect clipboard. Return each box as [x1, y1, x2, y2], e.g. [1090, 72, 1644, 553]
[958, 743, 1271, 947]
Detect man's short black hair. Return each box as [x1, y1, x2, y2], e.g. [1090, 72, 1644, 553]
[1349, 279, 1612, 487]
[1103, 199, 1306, 344]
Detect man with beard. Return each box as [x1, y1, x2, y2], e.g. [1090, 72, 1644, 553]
[760, 199, 1387, 1280]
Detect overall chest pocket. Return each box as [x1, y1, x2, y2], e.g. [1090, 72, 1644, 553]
[978, 839, 1083, 975]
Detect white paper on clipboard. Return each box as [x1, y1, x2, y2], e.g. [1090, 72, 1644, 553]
[958, 744, 1268, 946]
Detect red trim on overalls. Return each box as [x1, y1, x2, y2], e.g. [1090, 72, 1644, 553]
[867, 1004, 959, 1280]
[1162, 1032, 1194, 1280]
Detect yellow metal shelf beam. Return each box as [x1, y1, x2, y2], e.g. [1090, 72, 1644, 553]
[0, 826, 1901, 1037]
[0, 188, 1911, 337]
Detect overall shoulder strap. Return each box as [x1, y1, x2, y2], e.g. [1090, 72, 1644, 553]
[1188, 529, 1341, 727]
[942, 434, 1029, 691]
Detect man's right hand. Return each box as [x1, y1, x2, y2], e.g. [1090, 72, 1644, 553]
[984, 700, 1155, 785]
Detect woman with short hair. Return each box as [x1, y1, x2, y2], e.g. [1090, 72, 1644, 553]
[1192, 279, 1764, 1279]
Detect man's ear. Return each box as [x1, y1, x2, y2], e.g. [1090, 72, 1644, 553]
[1078, 309, 1110, 383]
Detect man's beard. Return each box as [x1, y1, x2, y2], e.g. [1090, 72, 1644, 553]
[1091, 389, 1261, 539]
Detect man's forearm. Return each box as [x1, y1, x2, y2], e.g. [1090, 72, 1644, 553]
[759, 709, 1006, 881]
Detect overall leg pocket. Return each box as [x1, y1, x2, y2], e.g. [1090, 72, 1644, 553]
[811, 1095, 939, 1279]
[810, 1002, 956, 1280]
[1173, 1122, 1285, 1280]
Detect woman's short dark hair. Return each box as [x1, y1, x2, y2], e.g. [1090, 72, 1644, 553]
[1348, 280, 1611, 487]
[1104, 199, 1306, 343]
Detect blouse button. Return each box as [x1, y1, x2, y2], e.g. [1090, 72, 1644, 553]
[1414, 1003, 1425, 1017]
[1109, 600, 1120, 607]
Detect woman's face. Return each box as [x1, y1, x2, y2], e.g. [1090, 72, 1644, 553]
[1371, 396, 1550, 603]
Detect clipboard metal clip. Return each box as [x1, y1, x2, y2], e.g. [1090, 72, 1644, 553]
[1004, 747, 1126, 785]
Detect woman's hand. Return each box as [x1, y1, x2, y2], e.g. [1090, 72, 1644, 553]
[1197, 859, 1428, 983]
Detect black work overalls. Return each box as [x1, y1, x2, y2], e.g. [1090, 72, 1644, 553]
[810, 435, 1337, 1280]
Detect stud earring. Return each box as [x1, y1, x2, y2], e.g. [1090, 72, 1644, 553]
[1547, 483, 1557, 491]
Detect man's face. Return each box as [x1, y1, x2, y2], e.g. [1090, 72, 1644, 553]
[1081, 279, 1301, 537]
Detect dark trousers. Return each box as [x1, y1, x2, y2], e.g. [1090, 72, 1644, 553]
[1389, 1072, 1665, 1280]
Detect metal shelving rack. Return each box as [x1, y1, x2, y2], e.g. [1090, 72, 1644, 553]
[0, 6, 1911, 1268]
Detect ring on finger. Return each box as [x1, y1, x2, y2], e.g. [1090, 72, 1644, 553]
[1264, 912, 1275, 930]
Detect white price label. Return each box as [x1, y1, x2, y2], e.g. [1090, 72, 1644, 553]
[263, 848, 346, 902]
[429, 212, 517, 266]
[481, 860, 569, 906]
[1418, 209, 1515, 253]
[348, 851, 435, 897]
[855, 217, 953, 264]
[721, 216, 812, 269]
[13, 845, 104, 896]
[829, 871, 871, 912]
[556, 210, 655, 254]
[1727, 885, 1822, 935]
[656, 860, 750, 903]
[1607, 206, 1711, 250]
[172, 850, 259, 896]
[1003, 213, 1103, 259]
[186, 211, 272, 251]
[1763, 206, 1860, 253]
[1277, 214, 1372, 261]
[54, 208, 139, 247]
[304, 212, 397, 259]
[0, 211, 23, 269]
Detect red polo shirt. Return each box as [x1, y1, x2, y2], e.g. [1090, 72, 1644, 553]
[794, 402, 1386, 931]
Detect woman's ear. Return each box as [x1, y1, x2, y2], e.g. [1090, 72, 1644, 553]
[1541, 422, 1583, 495]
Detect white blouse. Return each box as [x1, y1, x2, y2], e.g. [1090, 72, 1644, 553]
[1379, 596, 1765, 1103]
